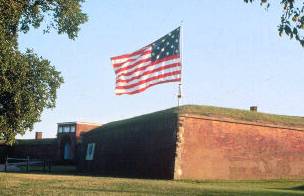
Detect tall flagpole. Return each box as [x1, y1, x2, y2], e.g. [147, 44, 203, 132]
[177, 21, 183, 107]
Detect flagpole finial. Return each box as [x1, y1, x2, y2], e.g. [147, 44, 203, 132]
[180, 20, 183, 27]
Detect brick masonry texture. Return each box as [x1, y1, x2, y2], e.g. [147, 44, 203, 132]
[176, 115, 304, 180]
[78, 113, 178, 179]
[10, 140, 58, 160]
[76, 124, 100, 138]
[4, 123, 100, 162]
[3, 105, 304, 180]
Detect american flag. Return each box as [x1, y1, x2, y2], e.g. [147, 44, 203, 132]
[111, 27, 181, 95]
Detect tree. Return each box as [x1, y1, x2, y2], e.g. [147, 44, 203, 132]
[244, 0, 304, 47]
[0, 0, 88, 144]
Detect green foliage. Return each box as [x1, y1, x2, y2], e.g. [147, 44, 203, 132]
[0, 0, 87, 144]
[244, 0, 304, 47]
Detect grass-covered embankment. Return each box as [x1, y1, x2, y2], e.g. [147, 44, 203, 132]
[178, 105, 304, 128]
[90, 105, 304, 134]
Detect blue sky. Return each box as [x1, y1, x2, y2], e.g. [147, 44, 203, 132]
[18, 0, 304, 139]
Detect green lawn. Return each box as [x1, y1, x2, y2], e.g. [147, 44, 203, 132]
[0, 173, 304, 195]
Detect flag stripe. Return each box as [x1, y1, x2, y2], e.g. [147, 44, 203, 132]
[111, 46, 150, 61]
[116, 63, 181, 83]
[116, 70, 181, 89]
[116, 66, 181, 87]
[114, 55, 151, 74]
[112, 50, 152, 68]
[116, 57, 180, 79]
[115, 78, 181, 95]
[115, 54, 179, 75]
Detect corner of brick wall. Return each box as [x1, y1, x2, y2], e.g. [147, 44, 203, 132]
[173, 115, 185, 179]
[174, 114, 304, 180]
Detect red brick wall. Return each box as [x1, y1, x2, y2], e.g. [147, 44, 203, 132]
[10, 140, 58, 161]
[76, 124, 100, 138]
[78, 113, 177, 179]
[176, 115, 304, 180]
[56, 123, 99, 163]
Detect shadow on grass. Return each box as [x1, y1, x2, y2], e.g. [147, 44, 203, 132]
[287, 185, 304, 191]
[268, 185, 304, 193]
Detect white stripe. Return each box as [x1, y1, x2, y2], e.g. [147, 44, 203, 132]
[116, 57, 180, 76]
[116, 66, 181, 86]
[116, 58, 180, 80]
[113, 53, 151, 71]
[111, 47, 152, 65]
[112, 51, 151, 65]
[115, 74, 181, 94]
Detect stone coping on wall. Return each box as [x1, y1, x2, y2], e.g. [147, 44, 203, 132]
[179, 113, 304, 132]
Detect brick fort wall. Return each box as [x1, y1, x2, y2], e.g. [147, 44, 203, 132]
[78, 112, 178, 179]
[174, 114, 304, 180]
[10, 139, 58, 160]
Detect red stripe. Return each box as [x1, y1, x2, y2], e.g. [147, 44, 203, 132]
[117, 59, 180, 78]
[111, 46, 150, 60]
[116, 63, 181, 83]
[112, 50, 152, 68]
[115, 58, 151, 74]
[115, 54, 180, 74]
[116, 70, 181, 89]
[116, 78, 181, 95]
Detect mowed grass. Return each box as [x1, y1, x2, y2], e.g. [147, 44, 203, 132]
[0, 173, 304, 195]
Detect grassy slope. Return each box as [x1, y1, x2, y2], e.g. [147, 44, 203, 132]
[87, 105, 304, 136]
[178, 105, 304, 128]
[0, 173, 304, 195]
[85, 107, 177, 136]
